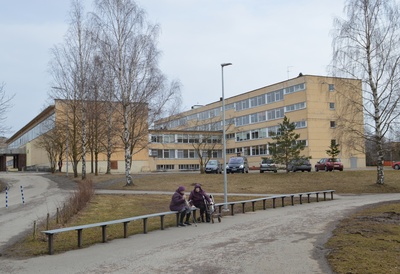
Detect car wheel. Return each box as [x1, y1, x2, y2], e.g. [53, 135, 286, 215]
[260, 170, 264, 173]
[274, 170, 277, 173]
[301, 170, 304, 172]
[395, 165, 400, 170]
[291, 167, 295, 172]
[324, 166, 328, 172]
[315, 166, 319, 172]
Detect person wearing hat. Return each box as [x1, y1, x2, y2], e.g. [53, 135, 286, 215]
[189, 183, 212, 223]
[169, 186, 192, 227]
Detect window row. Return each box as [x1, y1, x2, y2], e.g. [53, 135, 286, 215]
[235, 121, 307, 142]
[9, 113, 55, 149]
[150, 134, 222, 144]
[230, 140, 308, 157]
[156, 164, 200, 171]
[151, 149, 222, 159]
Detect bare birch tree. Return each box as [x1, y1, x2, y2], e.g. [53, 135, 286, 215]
[331, 0, 400, 184]
[92, 0, 180, 185]
[49, 0, 94, 178]
[0, 83, 14, 136]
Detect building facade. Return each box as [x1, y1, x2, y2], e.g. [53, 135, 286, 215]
[1, 74, 365, 173]
[149, 74, 366, 170]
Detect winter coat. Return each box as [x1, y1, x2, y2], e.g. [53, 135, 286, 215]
[189, 184, 211, 208]
[169, 188, 187, 211]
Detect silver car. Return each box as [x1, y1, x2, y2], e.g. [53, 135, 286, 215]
[260, 158, 277, 173]
[205, 160, 222, 174]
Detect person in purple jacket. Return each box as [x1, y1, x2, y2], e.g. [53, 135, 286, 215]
[189, 183, 212, 223]
[169, 186, 192, 227]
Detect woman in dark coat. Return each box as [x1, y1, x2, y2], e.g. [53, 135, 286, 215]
[169, 186, 191, 227]
[189, 183, 212, 222]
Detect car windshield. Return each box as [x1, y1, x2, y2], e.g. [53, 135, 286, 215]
[207, 160, 217, 166]
[328, 158, 341, 162]
[296, 159, 310, 164]
[229, 158, 243, 164]
[262, 159, 273, 164]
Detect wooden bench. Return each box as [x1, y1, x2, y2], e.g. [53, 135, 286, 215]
[214, 190, 335, 215]
[42, 211, 182, 255]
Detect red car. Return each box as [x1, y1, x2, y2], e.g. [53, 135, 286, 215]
[392, 161, 400, 170]
[315, 158, 344, 172]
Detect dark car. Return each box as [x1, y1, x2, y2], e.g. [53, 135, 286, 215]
[226, 156, 249, 173]
[392, 161, 400, 170]
[287, 158, 312, 172]
[259, 158, 277, 173]
[315, 158, 343, 172]
[205, 160, 222, 174]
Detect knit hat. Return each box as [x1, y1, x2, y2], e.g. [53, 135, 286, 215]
[194, 183, 201, 189]
[177, 186, 185, 192]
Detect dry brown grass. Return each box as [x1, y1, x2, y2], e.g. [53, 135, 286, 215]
[91, 169, 400, 194]
[326, 201, 400, 274]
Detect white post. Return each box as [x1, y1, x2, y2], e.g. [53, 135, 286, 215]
[20, 185, 25, 205]
[221, 63, 232, 211]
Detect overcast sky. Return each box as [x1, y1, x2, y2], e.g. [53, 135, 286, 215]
[0, 0, 345, 138]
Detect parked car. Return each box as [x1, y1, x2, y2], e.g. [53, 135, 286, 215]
[226, 156, 249, 173]
[260, 158, 277, 173]
[392, 161, 400, 170]
[315, 158, 343, 172]
[205, 160, 222, 174]
[287, 158, 312, 172]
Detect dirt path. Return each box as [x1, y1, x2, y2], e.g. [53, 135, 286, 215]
[0, 173, 399, 274]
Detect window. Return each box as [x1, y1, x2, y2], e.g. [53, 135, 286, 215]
[329, 84, 335, 91]
[329, 102, 335, 109]
[330, 121, 336, 128]
[157, 165, 174, 170]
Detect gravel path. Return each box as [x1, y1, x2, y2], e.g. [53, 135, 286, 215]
[0, 172, 399, 274]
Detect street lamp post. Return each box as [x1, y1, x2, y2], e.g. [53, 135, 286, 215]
[221, 62, 232, 211]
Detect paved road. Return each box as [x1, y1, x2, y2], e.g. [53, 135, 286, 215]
[0, 173, 399, 274]
[0, 172, 72, 253]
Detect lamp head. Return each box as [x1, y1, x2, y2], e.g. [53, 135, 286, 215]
[221, 63, 232, 67]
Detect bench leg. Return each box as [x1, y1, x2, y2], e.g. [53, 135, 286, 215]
[47, 233, 54, 255]
[263, 200, 266, 210]
[281, 197, 285, 207]
[176, 213, 180, 227]
[273, 198, 276, 208]
[143, 218, 148, 234]
[291, 195, 294, 206]
[299, 194, 303, 204]
[331, 191, 334, 200]
[123, 222, 129, 238]
[160, 216, 165, 230]
[77, 229, 83, 247]
[101, 226, 107, 243]
[307, 194, 311, 203]
[316, 193, 319, 202]
[323, 192, 327, 201]
[252, 201, 255, 212]
[231, 204, 235, 216]
[242, 203, 246, 213]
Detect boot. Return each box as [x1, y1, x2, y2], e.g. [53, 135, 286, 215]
[184, 213, 192, 225]
[179, 212, 186, 227]
[206, 213, 211, 223]
[201, 214, 205, 223]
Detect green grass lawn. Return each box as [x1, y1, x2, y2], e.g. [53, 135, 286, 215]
[2, 169, 400, 273]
